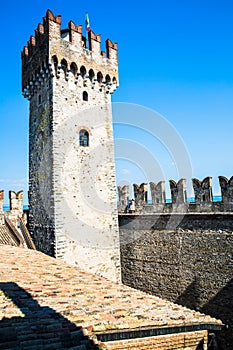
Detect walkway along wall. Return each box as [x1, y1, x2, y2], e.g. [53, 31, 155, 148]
[119, 176, 233, 350]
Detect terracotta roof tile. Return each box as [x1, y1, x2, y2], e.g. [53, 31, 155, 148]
[0, 245, 222, 349]
[0, 225, 18, 246]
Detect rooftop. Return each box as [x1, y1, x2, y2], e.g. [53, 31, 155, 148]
[0, 245, 222, 349]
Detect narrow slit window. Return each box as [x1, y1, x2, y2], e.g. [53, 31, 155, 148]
[38, 94, 42, 105]
[79, 129, 89, 147]
[83, 91, 88, 101]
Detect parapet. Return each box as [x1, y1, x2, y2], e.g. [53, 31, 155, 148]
[192, 177, 213, 203]
[219, 176, 233, 203]
[118, 176, 233, 213]
[133, 183, 148, 206]
[150, 181, 166, 204]
[22, 9, 119, 97]
[0, 190, 26, 226]
[169, 179, 187, 204]
[117, 185, 130, 212]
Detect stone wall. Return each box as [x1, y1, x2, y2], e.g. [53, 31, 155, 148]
[118, 176, 233, 214]
[22, 10, 121, 282]
[0, 190, 25, 227]
[119, 213, 233, 349]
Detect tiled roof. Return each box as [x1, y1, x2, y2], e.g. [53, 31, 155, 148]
[0, 215, 35, 249]
[0, 245, 222, 349]
[0, 224, 19, 246]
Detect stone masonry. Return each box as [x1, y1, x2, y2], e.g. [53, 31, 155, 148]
[118, 176, 233, 349]
[22, 10, 121, 282]
[118, 176, 233, 213]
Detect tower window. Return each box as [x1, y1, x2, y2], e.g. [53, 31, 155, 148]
[83, 91, 88, 101]
[61, 58, 68, 73]
[89, 69, 95, 81]
[79, 129, 89, 147]
[52, 55, 58, 73]
[70, 62, 77, 76]
[97, 71, 103, 83]
[38, 94, 42, 105]
[80, 65, 87, 78]
[105, 74, 111, 83]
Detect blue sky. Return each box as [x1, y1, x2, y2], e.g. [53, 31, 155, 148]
[1, 0, 233, 203]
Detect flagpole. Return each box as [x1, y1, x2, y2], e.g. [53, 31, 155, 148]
[85, 12, 88, 49]
[85, 12, 90, 50]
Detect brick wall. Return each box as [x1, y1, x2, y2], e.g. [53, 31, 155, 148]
[103, 330, 208, 349]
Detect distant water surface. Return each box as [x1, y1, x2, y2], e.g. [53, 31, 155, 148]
[3, 198, 222, 211]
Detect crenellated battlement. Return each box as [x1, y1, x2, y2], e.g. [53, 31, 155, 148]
[0, 190, 26, 226]
[118, 176, 233, 213]
[22, 9, 119, 99]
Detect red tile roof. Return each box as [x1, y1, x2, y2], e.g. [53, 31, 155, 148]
[0, 245, 222, 349]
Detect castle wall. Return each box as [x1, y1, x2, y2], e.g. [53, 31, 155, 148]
[51, 67, 120, 282]
[22, 10, 121, 282]
[119, 213, 233, 349]
[28, 79, 55, 256]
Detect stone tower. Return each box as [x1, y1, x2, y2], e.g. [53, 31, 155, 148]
[22, 9, 121, 282]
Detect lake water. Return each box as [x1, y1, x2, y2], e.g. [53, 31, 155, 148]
[2, 196, 222, 211]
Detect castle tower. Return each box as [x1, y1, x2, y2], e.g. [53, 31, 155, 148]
[22, 10, 121, 282]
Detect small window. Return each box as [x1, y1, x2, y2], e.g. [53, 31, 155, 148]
[83, 91, 88, 101]
[61, 59, 68, 73]
[105, 74, 111, 83]
[97, 71, 103, 83]
[70, 62, 77, 76]
[79, 129, 89, 147]
[38, 94, 42, 105]
[89, 69, 95, 81]
[80, 65, 87, 78]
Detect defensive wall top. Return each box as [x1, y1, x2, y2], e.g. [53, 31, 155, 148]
[21, 9, 118, 91]
[118, 176, 233, 213]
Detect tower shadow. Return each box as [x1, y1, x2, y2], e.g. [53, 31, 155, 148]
[0, 282, 99, 349]
[176, 277, 200, 311]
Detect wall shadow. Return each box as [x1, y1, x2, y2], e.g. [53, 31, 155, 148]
[0, 282, 99, 349]
[176, 278, 233, 350]
[176, 277, 201, 311]
[196, 339, 204, 350]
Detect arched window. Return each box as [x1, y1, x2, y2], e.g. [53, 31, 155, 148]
[89, 69, 95, 81]
[97, 71, 103, 83]
[70, 62, 77, 76]
[52, 55, 58, 73]
[105, 74, 111, 83]
[79, 129, 89, 147]
[80, 65, 87, 78]
[83, 91, 88, 101]
[61, 59, 68, 74]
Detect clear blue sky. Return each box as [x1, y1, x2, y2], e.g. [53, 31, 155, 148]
[1, 0, 233, 203]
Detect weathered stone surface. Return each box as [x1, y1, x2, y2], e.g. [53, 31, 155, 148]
[117, 185, 129, 212]
[22, 10, 121, 282]
[192, 177, 213, 203]
[119, 213, 233, 349]
[122, 177, 233, 213]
